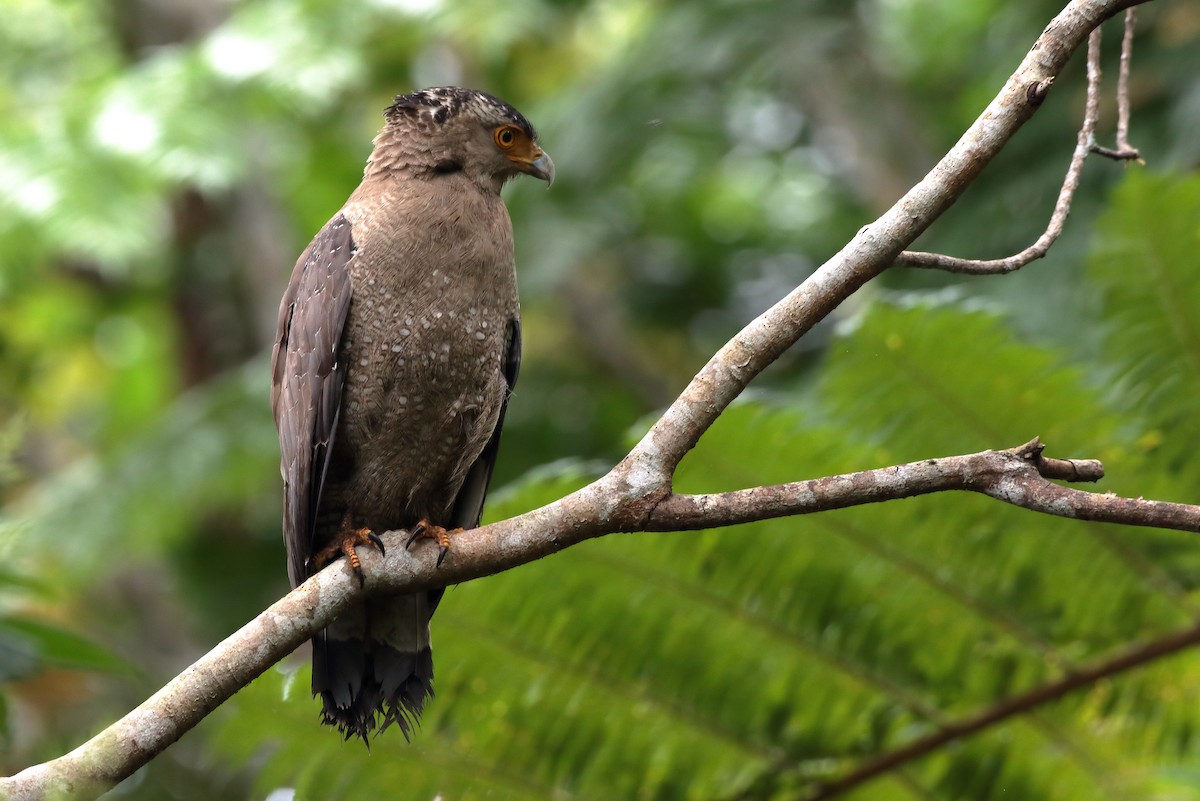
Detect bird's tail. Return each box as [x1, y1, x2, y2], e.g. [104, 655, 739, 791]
[311, 591, 436, 742]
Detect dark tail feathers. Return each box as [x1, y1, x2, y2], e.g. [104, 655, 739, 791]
[311, 593, 436, 743]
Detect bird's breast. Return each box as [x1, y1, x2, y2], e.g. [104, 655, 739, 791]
[330, 183, 518, 525]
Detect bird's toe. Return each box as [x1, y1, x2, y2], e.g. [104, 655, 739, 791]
[406, 519, 460, 566]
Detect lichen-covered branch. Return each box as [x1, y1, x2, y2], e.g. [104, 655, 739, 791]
[643, 439, 1112, 530]
[646, 440, 1199, 534]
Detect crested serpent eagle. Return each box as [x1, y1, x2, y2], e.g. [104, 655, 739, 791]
[271, 87, 553, 741]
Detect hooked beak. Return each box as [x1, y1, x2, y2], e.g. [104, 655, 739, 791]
[519, 147, 555, 187]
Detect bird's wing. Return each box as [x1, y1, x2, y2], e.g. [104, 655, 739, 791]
[449, 317, 522, 530]
[271, 213, 355, 588]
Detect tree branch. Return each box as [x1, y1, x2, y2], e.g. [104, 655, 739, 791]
[807, 618, 1200, 800]
[0, 572, 358, 801]
[645, 439, 1117, 530]
[647, 439, 1198, 534]
[894, 5, 1142, 274]
[0, 1, 1177, 799]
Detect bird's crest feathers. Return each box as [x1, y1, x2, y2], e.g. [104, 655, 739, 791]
[385, 87, 536, 140]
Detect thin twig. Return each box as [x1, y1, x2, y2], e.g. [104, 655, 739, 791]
[1117, 8, 1136, 149]
[1086, 26, 1105, 138]
[1092, 8, 1144, 161]
[894, 13, 1134, 274]
[806, 620, 1200, 800]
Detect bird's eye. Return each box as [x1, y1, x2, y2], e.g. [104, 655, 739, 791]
[493, 125, 519, 150]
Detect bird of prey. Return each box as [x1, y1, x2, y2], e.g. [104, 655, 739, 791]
[271, 87, 553, 742]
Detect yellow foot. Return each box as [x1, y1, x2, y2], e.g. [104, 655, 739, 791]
[405, 520, 461, 567]
[315, 522, 385, 585]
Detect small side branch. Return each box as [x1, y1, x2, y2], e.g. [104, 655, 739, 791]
[647, 439, 1200, 534]
[1116, 9, 1138, 152]
[896, 10, 1140, 275]
[808, 618, 1200, 800]
[1090, 8, 1143, 161]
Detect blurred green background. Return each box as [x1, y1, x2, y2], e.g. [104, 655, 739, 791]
[2, 0, 1200, 799]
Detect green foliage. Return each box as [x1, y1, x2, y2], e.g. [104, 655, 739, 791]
[821, 301, 1124, 460]
[0, 612, 128, 682]
[26, 363, 279, 576]
[0, 428, 125, 750]
[1090, 172, 1200, 479]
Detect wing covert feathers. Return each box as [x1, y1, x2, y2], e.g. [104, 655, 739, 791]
[271, 213, 355, 589]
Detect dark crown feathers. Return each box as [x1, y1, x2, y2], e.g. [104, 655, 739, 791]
[384, 87, 536, 140]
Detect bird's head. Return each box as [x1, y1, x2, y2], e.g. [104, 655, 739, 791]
[372, 87, 554, 191]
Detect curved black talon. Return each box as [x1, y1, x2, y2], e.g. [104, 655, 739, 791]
[405, 522, 426, 549]
[436, 546, 449, 567]
[368, 531, 386, 556]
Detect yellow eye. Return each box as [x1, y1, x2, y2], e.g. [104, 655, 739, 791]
[493, 125, 520, 149]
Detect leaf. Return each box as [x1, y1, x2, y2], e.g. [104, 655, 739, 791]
[0, 617, 128, 678]
[1090, 171, 1200, 482]
[819, 299, 1125, 462]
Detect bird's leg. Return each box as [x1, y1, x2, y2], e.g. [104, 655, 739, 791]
[405, 520, 461, 567]
[315, 516, 386, 586]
